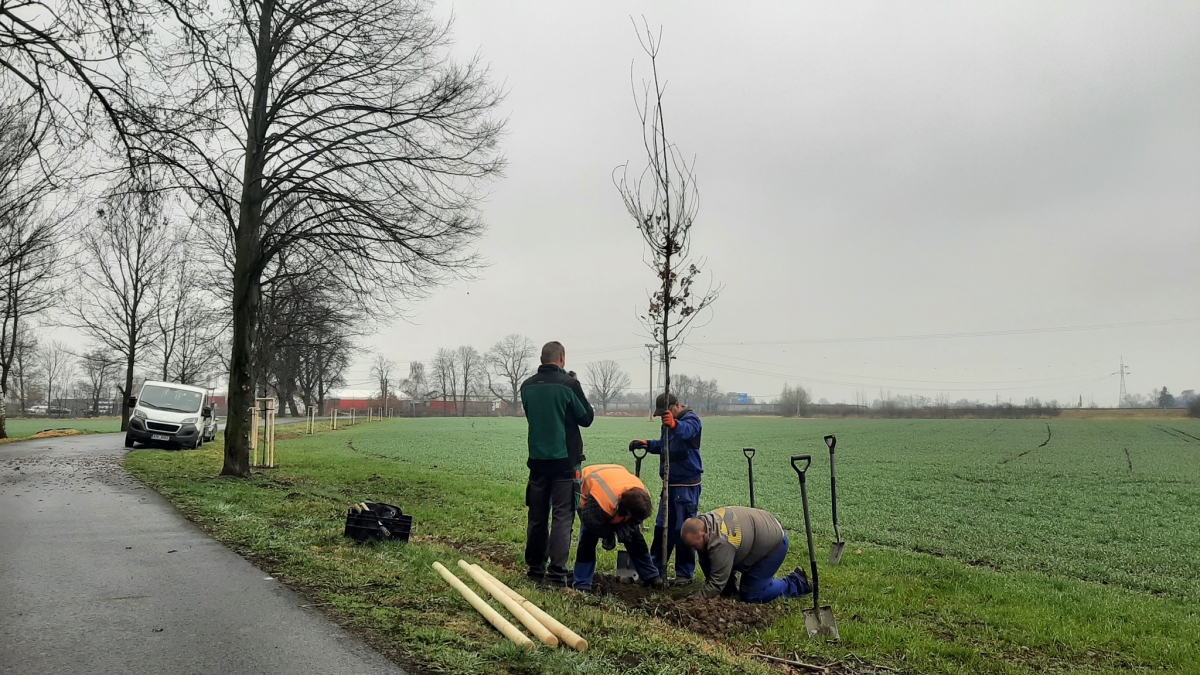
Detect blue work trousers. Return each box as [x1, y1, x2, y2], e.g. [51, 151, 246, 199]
[650, 484, 701, 578]
[738, 533, 806, 604]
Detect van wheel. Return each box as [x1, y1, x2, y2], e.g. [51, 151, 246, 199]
[124, 433, 135, 449]
[193, 434, 203, 449]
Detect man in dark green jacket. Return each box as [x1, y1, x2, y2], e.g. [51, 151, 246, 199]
[520, 341, 594, 586]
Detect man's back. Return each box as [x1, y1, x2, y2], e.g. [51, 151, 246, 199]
[520, 364, 594, 474]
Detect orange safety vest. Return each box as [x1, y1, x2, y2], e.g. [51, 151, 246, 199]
[581, 464, 647, 525]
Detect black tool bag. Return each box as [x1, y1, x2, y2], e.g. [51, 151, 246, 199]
[343, 501, 413, 543]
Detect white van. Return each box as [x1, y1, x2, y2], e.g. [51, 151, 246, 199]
[125, 381, 218, 449]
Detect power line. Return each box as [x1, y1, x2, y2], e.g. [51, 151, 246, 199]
[691, 317, 1200, 347]
[683, 345, 1111, 386]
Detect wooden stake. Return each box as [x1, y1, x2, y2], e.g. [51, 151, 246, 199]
[457, 561, 558, 647]
[470, 564, 588, 652]
[431, 562, 533, 649]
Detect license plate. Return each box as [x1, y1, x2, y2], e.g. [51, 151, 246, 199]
[152, 434, 170, 441]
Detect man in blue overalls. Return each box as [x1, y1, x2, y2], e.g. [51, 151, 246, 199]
[630, 392, 703, 585]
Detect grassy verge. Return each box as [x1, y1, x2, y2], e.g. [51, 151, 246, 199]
[1, 417, 121, 441]
[125, 419, 1200, 675]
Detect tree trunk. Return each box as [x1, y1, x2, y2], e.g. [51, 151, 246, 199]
[222, 0, 273, 478]
[121, 353, 134, 431]
[223, 245, 261, 477]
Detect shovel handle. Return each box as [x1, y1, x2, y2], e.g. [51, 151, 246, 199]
[630, 445, 648, 460]
[824, 434, 836, 453]
[791, 454, 811, 478]
[743, 447, 755, 460]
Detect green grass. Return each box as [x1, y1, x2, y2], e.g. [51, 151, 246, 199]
[2, 416, 121, 439]
[125, 416, 1200, 675]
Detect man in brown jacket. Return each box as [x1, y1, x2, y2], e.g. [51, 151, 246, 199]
[681, 506, 810, 604]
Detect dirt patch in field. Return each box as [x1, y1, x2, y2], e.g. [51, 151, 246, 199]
[416, 534, 517, 568]
[590, 574, 781, 639]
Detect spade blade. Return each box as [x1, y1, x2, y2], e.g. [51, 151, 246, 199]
[614, 551, 637, 580]
[829, 541, 846, 565]
[803, 606, 840, 640]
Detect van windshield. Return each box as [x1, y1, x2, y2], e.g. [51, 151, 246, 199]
[139, 385, 204, 414]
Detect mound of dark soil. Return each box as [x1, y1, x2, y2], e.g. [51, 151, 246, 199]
[590, 574, 781, 638]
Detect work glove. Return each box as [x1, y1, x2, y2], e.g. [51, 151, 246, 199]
[614, 523, 641, 545]
[662, 410, 677, 429]
[601, 533, 617, 551]
[629, 440, 647, 452]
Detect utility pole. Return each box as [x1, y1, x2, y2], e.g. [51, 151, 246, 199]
[1115, 357, 1130, 407]
[645, 344, 656, 419]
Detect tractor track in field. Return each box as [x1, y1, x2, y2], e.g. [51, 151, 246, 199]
[1152, 426, 1198, 444]
[1169, 427, 1200, 443]
[998, 423, 1051, 465]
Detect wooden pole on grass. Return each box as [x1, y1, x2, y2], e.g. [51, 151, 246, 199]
[431, 562, 533, 649]
[457, 561, 558, 647]
[470, 564, 588, 652]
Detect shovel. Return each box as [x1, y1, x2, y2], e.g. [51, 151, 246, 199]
[826, 434, 846, 565]
[616, 444, 650, 580]
[743, 447, 756, 508]
[792, 454, 839, 640]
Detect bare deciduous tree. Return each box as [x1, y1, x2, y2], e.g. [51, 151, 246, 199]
[456, 345, 482, 417]
[399, 361, 428, 415]
[614, 22, 720, 564]
[79, 348, 119, 416]
[67, 187, 171, 430]
[431, 349, 459, 416]
[485, 334, 535, 414]
[371, 355, 395, 410]
[779, 383, 811, 417]
[124, 0, 505, 476]
[40, 339, 74, 412]
[7, 326, 38, 413]
[154, 257, 224, 386]
[0, 88, 64, 436]
[585, 360, 631, 415]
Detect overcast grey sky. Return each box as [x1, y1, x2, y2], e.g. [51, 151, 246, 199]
[350, 1, 1198, 405]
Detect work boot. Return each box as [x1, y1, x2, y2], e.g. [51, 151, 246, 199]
[667, 576, 695, 587]
[526, 568, 545, 583]
[540, 570, 572, 588]
[786, 567, 812, 596]
[642, 575, 666, 589]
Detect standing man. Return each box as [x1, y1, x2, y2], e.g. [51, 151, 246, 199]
[681, 506, 810, 604]
[572, 464, 663, 591]
[520, 341, 594, 587]
[629, 393, 703, 585]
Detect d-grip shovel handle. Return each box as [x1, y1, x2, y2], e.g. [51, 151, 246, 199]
[743, 447, 756, 460]
[630, 445, 648, 460]
[791, 454, 812, 478]
[824, 434, 836, 453]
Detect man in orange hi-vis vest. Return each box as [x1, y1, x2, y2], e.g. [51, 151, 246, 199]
[571, 464, 664, 591]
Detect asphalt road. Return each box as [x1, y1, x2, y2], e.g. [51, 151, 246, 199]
[0, 433, 405, 675]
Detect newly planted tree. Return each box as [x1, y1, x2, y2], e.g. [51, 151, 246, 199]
[615, 22, 719, 564]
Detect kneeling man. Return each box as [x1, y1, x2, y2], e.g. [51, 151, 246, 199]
[681, 506, 810, 604]
[573, 464, 664, 591]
